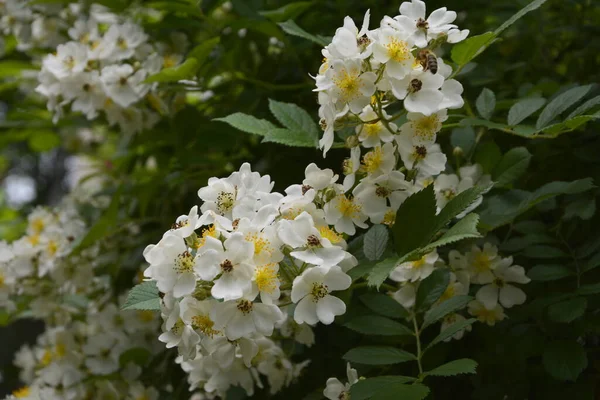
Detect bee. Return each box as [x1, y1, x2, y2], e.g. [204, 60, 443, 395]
[418, 50, 438, 74]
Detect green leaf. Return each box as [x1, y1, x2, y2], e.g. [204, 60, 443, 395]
[214, 113, 277, 136]
[268, 99, 319, 143]
[542, 340, 588, 382]
[122, 281, 161, 311]
[567, 95, 600, 119]
[508, 97, 546, 125]
[527, 265, 573, 281]
[392, 185, 437, 256]
[260, 2, 312, 22]
[474, 141, 502, 174]
[521, 245, 568, 259]
[415, 268, 450, 312]
[363, 224, 389, 261]
[359, 292, 410, 319]
[451, 32, 495, 66]
[119, 347, 152, 367]
[536, 85, 593, 129]
[28, 130, 60, 152]
[278, 20, 329, 46]
[367, 256, 404, 288]
[475, 88, 496, 120]
[547, 297, 587, 323]
[426, 318, 476, 351]
[422, 296, 473, 329]
[144, 57, 199, 83]
[343, 346, 416, 365]
[424, 359, 478, 377]
[423, 214, 481, 252]
[262, 128, 317, 147]
[144, 1, 202, 15]
[72, 186, 122, 254]
[351, 378, 428, 400]
[494, 0, 548, 35]
[493, 147, 532, 187]
[450, 127, 476, 155]
[564, 196, 596, 221]
[0, 60, 39, 79]
[344, 315, 413, 336]
[433, 185, 492, 233]
[188, 37, 220, 62]
[577, 283, 600, 296]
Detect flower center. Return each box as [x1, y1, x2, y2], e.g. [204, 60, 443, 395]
[171, 319, 185, 335]
[362, 146, 384, 173]
[310, 283, 329, 301]
[493, 277, 505, 288]
[302, 184, 312, 195]
[255, 264, 278, 294]
[335, 195, 361, 218]
[342, 158, 354, 175]
[383, 210, 396, 226]
[386, 38, 411, 62]
[413, 115, 440, 141]
[216, 191, 235, 214]
[306, 234, 321, 247]
[364, 121, 383, 137]
[192, 314, 219, 336]
[63, 55, 75, 70]
[12, 387, 30, 398]
[414, 145, 428, 161]
[318, 226, 343, 244]
[236, 299, 253, 315]
[416, 18, 429, 30]
[441, 188, 456, 200]
[174, 251, 194, 273]
[376, 186, 391, 198]
[220, 259, 234, 273]
[30, 217, 45, 234]
[473, 253, 491, 273]
[47, 240, 58, 256]
[245, 232, 271, 255]
[334, 70, 361, 101]
[117, 37, 128, 50]
[410, 255, 427, 269]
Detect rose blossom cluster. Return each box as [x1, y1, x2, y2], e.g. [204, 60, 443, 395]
[6, 300, 160, 400]
[143, 162, 363, 396]
[34, 6, 186, 133]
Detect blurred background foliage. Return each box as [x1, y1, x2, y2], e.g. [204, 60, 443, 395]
[0, 0, 599, 398]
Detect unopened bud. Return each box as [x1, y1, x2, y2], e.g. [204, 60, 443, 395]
[453, 146, 464, 157]
[323, 187, 338, 203]
[345, 135, 360, 148]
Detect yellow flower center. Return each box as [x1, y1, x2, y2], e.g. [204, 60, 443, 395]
[191, 314, 219, 337]
[383, 210, 396, 227]
[13, 387, 30, 398]
[282, 207, 303, 220]
[195, 225, 217, 249]
[362, 146, 384, 174]
[245, 232, 271, 256]
[333, 70, 361, 101]
[363, 121, 383, 137]
[163, 53, 179, 69]
[30, 218, 45, 234]
[254, 264, 278, 294]
[386, 38, 411, 63]
[40, 349, 53, 366]
[318, 226, 343, 244]
[216, 191, 235, 214]
[117, 37, 128, 50]
[472, 307, 500, 325]
[413, 115, 440, 141]
[410, 255, 427, 269]
[439, 284, 456, 302]
[310, 283, 329, 301]
[27, 234, 40, 246]
[174, 251, 194, 273]
[47, 240, 58, 256]
[63, 55, 76, 70]
[335, 195, 361, 218]
[473, 253, 491, 273]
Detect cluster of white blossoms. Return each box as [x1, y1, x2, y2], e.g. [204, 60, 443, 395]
[0, 200, 108, 324]
[143, 162, 365, 396]
[34, 4, 186, 133]
[6, 300, 161, 400]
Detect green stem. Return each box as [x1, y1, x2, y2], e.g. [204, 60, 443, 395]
[412, 314, 424, 376]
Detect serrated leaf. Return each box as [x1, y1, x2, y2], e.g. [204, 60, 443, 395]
[527, 265, 573, 281]
[433, 185, 492, 233]
[122, 281, 161, 311]
[493, 147, 532, 187]
[547, 297, 587, 323]
[343, 346, 416, 365]
[352, 379, 428, 400]
[494, 0, 548, 35]
[426, 318, 476, 351]
[542, 340, 588, 382]
[145, 57, 199, 83]
[268, 99, 318, 144]
[536, 85, 593, 129]
[424, 358, 478, 377]
[262, 128, 317, 147]
[344, 315, 413, 336]
[415, 268, 450, 312]
[567, 95, 600, 119]
[577, 283, 600, 296]
[424, 214, 481, 252]
[451, 32, 495, 66]
[359, 292, 410, 319]
[188, 37, 220, 62]
[363, 224, 389, 261]
[508, 97, 546, 125]
[393, 185, 437, 256]
[215, 113, 277, 136]
[422, 296, 473, 329]
[278, 20, 329, 46]
[367, 256, 405, 288]
[476, 88, 496, 120]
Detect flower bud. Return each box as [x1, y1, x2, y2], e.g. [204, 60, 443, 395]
[345, 135, 360, 148]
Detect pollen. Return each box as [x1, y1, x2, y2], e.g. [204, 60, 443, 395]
[473, 253, 491, 273]
[245, 232, 272, 256]
[439, 284, 456, 302]
[410, 255, 427, 269]
[40, 349, 52, 366]
[383, 210, 396, 227]
[363, 121, 383, 137]
[254, 264, 278, 294]
[362, 146, 384, 174]
[30, 218, 45, 234]
[27, 234, 40, 246]
[386, 38, 411, 63]
[192, 314, 219, 337]
[493, 277, 505, 288]
[413, 145, 428, 161]
[441, 188, 456, 200]
[47, 240, 59, 256]
[163, 53, 179, 69]
[195, 225, 217, 248]
[12, 387, 30, 398]
[471, 307, 500, 325]
[216, 191, 235, 215]
[220, 259, 234, 273]
[236, 299, 254, 315]
[318, 226, 343, 244]
[310, 283, 329, 301]
[174, 251, 194, 273]
[413, 114, 441, 141]
[335, 195, 361, 218]
[333, 70, 361, 102]
[63, 55, 76, 70]
[117, 37, 128, 50]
